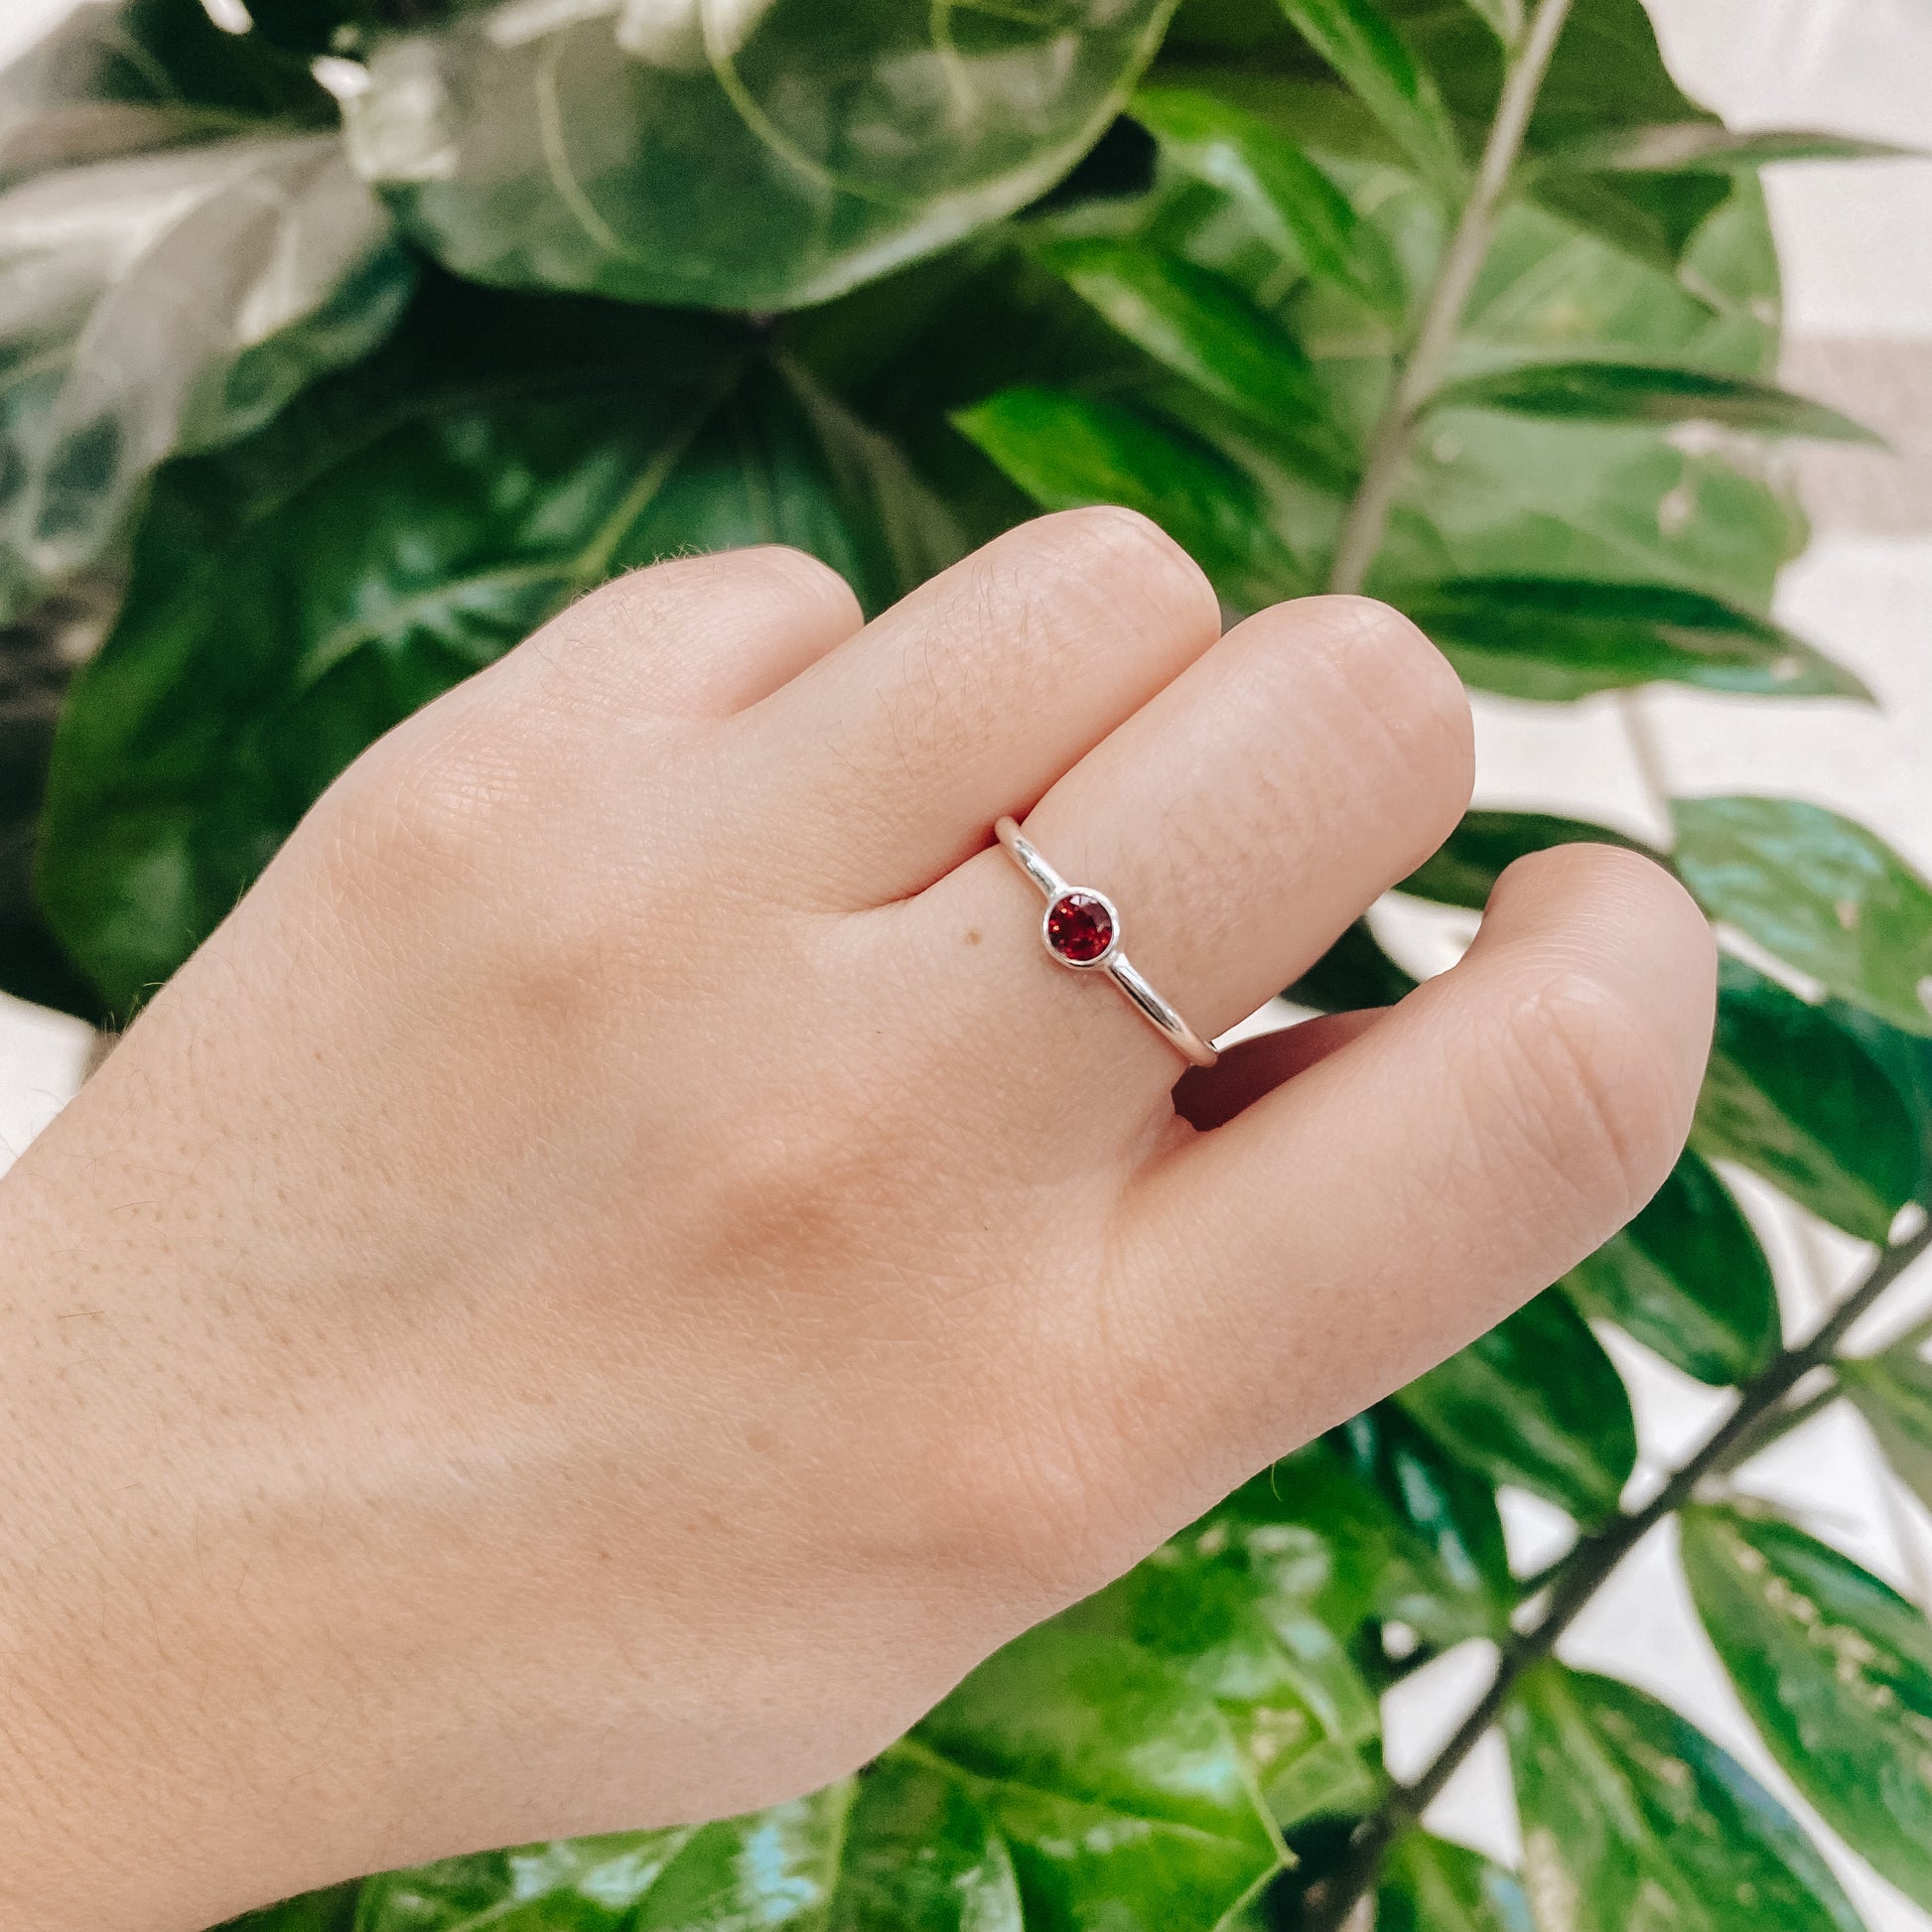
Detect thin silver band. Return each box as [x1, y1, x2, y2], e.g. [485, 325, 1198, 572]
[995, 816, 1219, 1069]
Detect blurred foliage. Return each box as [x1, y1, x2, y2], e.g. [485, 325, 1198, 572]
[1, 1, 1928, 1928]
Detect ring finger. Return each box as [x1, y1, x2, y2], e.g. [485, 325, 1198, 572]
[894, 594, 1474, 1129]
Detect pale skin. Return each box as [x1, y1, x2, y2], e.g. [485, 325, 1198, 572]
[0, 509, 1715, 1930]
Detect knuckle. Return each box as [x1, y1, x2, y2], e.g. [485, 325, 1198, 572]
[545, 556, 703, 650]
[1302, 593, 1474, 789]
[1494, 964, 1685, 1235]
[323, 707, 523, 897]
[1030, 504, 1220, 640]
[563, 546, 859, 648]
[737, 544, 865, 627]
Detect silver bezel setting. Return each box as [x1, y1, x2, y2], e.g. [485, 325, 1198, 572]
[1040, 889, 1123, 972]
[993, 813, 1218, 1067]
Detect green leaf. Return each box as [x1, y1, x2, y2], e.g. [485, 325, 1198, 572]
[1395, 1288, 1635, 1520]
[1048, 40, 1799, 622]
[1545, 122, 1920, 174]
[1064, 1519, 1385, 1826]
[355, 1760, 1024, 1931]
[912, 1624, 1284, 1932]
[344, 1, 1177, 312]
[360, 1642, 1272, 1932]
[0, 0, 328, 181]
[1506, 1661, 1868, 1932]
[241, 0, 385, 60]
[1673, 797, 1932, 1037]
[1842, 1343, 1932, 1519]
[0, 131, 414, 621]
[39, 276, 964, 1013]
[1452, 0, 1523, 47]
[1393, 0, 1710, 149]
[1377, 1832, 1533, 1932]
[1035, 237, 1351, 474]
[1563, 1149, 1780, 1386]
[1435, 362, 1881, 444]
[1400, 578, 1868, 703]
[1129, 83, 1403, 316]
[0, 585, 111, 1023]
[1208, 1443, 1495, 1649]
[1683, 1504, 1932, 1912]
[1694, 960, 1921, 1243]
[953, 386, 1305, 608]
[1831, 1008, 1932, 1203]
[1333, 1404, 1513, 1612]
[213, 1885, 359, 1932]
[1273, 0, 1462, 190]
[1286, 916, 1417, 1011]
[1525, 169, 1733, 281]
[1400, 807, 1662, 910]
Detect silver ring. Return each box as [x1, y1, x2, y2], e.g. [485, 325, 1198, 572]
[995, 816, 1219, 1069]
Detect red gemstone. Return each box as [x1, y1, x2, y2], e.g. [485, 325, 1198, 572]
[1045, 891, 1116, 964]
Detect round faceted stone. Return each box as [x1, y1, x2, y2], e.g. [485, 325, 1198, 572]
[1044, 891, 1116, 964]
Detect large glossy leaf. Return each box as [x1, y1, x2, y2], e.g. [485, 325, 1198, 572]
[1694, 960, 1921, 1243]
[1399, 579, 1867, 703]
[1841, 1342, 1932, 1523]
[912, 1624, 1284, 1932]
[1506, 1661, 1867, 1932]
[354, 1759, 1024, 1931]
[1399, 807, 1661, 910]
[953, 385, 1305, 608]
[1064, 1517, 1385, 1826]
[39, 276, 963, 1012]
[1274, 0, 1461, 190]
[1209, 1443, 1495, 1649]
[323, 1638, 1285, 1932]
[0, 0, 327, 181]
[1682, 1505, 1932, 1911]
[345, 0, 1175, 312]
[1434, 361, 1879, 443]
[1563, 1149, 1780, 1386]
[0, 130, 413, 621]
[1394, 1289, 1635, 1520]
[1377, 1832, 1533, 1932]
[1035, 236, 1350, 475]
[214, 1887, 358, 1932]
[1673, 797, 1932, 1038]
[1832, 1006, 1932, 1203]
[1332, 1404, 1513, 1614]
[1129, 82, 1402, 316]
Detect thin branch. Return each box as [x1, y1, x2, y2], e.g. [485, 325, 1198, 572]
[1299, 1216, 1932, 1932]
[1325, 0, 1578, 595]
[1702, 1372, 1841, 1479]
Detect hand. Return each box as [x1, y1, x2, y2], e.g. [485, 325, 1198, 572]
[0, 511, 1713, 1930]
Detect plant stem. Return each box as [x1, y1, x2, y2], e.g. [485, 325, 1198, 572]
[1702, 1373, 1841, 1478]
[1299, 1216, 1932, 1931]
[1325, 0, 1577, 596]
